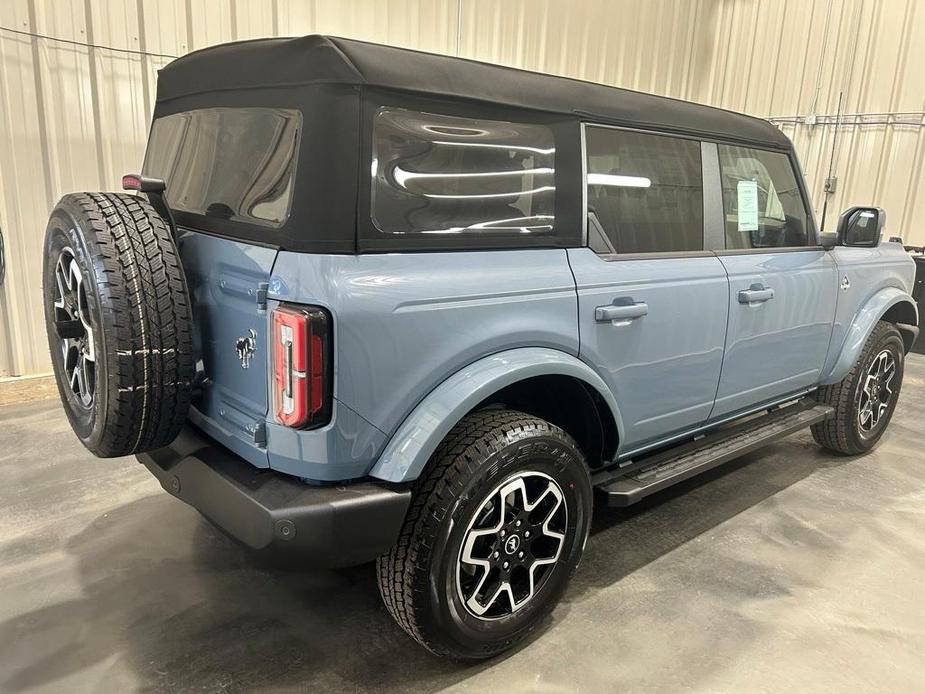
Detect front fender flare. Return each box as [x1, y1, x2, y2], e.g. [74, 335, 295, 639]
[820, 287, 917, 385]
[369, 348, 623, 484]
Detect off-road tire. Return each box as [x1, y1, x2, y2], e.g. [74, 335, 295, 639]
[812, 320, 905, 455]
[42, 192, 194, 457]
[376, 409, 592, 660]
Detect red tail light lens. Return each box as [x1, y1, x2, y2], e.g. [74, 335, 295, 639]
[272, 305, 331, 429]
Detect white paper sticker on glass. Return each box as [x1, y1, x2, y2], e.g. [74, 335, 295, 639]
[737, 180, 759, 232]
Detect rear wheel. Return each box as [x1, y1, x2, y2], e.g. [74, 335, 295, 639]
[377, 409, 592, 659]
[43, 192, 194, 457]
[812, 320, 905, 454]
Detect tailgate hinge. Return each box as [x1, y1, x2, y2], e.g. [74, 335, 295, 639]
[255, 281, 269, 312]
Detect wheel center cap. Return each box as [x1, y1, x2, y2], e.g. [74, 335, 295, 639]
[504, 534, 521, 555]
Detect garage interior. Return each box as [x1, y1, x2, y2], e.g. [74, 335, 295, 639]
[2, 363, 924, 691]
[2, 0, 925, 691]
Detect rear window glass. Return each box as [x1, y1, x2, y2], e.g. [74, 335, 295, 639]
[371, 108, 556, 235]
[585, 126, 703, 254]
[144, 107, 301, 228]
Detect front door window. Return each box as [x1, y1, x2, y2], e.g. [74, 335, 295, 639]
[717, 145, 809, 249]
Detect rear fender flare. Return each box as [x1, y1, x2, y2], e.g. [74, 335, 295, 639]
[369, 348, 623, 483]
[821, 287, 918, 385]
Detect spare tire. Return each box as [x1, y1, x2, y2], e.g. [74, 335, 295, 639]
[42, 192, 194, 457]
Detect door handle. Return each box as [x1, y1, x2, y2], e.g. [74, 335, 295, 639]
[737, 285, 775, 304]
[595, 300, 648, 322]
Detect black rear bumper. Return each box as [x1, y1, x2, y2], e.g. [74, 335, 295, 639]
[137, 426, 411, 567]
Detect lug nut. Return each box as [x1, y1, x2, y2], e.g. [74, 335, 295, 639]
[502, 561, 509, 570]
[493, 551, 499, 558]
[515, 520, 522, 527]
[500, 529, 506, 537]
[524, 530, 531, 538]
[518, 551, 524, 559]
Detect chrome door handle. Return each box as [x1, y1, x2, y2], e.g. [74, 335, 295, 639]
[595, 301, 648, 322]
[737, 285, 775, 304]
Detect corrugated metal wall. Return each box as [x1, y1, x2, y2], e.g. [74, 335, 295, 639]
[1, 0, 923, 377]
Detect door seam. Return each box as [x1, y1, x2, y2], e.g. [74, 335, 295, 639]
[706, 251, 732, 421]
[564, 248, 582, 358]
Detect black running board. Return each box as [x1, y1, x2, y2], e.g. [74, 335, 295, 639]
[593, 398, 834, 507]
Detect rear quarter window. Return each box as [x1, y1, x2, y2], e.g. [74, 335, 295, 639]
[371, 108, 556, 236]
[144, 107, 301, 229]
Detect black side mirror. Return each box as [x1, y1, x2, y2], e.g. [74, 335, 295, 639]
[837, 206, 885, 248]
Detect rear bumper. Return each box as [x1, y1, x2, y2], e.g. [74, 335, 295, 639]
[137, 425, 411, 567]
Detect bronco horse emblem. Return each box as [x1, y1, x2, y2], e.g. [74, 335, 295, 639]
[235, 329, 257, 369]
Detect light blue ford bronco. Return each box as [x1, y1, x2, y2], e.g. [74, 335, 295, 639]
[42, 36, 918, 659]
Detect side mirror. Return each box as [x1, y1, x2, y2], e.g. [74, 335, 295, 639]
[836, 206, 885, 248]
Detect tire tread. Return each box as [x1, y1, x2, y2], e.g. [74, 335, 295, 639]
[48, 192, 193, 457]
[812, 320, 902, 454]
[376, 409, 577, 658]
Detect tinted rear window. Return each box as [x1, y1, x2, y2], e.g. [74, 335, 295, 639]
[371, 108, 556, 235]
[144, 107, 301, 228]
[585, 126, 703, 255]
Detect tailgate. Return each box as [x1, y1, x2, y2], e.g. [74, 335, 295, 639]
[179, 229, 276, 467]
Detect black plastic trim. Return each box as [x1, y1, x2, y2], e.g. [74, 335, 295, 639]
[715, 246, 827, 256]
[593, 250, 715, 262]
[896, 322, 920, 354]
[138, 425, 410, 567]
[593, 398, 834, 506]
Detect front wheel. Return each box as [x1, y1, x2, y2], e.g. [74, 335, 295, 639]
[813, 320, 905, 454]
[377, 410, 592, 659]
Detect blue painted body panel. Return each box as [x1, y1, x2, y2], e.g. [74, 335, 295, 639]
[179, 233, 915, 485]
[178, 230, 275, 468]
[369, 347, 623, 483]
[710, 250, 838, 418]
[268, 249, 579, 480]
[265, 396, 388, 481]
[269, 249, 579, 434]
[820, 242, 917, 384]
[566, 248, 728, 452]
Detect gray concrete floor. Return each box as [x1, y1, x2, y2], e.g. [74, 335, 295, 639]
[2, 357, 925, 693]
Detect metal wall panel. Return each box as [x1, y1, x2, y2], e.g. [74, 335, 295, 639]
[689, 0, 925, 237]
[1, 0, 923, 377]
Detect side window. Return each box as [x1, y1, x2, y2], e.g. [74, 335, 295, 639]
[371, 108, 555, 235]
[585, 126, 703, 254]
[717, 145, 809, 249]
[144, 107, 301, 228]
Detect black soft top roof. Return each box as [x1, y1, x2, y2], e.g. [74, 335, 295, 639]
[157, 35, 790, 150]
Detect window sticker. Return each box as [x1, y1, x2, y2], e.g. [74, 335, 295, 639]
[737, 180, 759, 232]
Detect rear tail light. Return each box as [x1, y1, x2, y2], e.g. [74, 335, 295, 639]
[272, 304, 332, 429]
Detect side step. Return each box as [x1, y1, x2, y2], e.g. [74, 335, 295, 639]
[594, 398, 834, 507]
